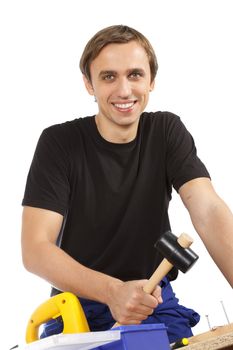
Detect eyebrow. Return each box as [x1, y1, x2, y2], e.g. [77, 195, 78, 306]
[129, 68, 146, 75]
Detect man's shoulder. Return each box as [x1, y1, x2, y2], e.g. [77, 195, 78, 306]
[43, 116, 93, 135]
[38, 116, 94, 151]
[141, 111, 181, 131]
[142, 111, 180, 122]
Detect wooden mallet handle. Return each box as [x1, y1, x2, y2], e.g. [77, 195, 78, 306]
[113, 233, 193, 327]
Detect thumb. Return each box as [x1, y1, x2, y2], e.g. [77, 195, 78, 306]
[152, 285, 163, 304]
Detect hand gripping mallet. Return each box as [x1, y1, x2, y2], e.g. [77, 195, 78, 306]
[113, 231, 198, 327]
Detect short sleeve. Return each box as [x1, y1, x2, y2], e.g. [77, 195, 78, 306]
[22, 127, 70, 215]
[166, 115, 210, 192]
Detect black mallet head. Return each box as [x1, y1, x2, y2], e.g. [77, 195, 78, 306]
[155, 231, 199, 273]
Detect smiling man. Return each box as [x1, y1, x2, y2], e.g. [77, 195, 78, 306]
[21, 25, 233, 343]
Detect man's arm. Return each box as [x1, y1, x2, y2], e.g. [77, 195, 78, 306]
[21, 206, 162, 324]
[179, 177, 233, 287]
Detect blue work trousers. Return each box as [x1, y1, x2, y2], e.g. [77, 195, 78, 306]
[41, 277, 199, 343]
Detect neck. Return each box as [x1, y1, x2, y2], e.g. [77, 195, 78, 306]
[95, 115, 140, 144]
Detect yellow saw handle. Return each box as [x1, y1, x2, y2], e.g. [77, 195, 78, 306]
[26, 292, 90, 343]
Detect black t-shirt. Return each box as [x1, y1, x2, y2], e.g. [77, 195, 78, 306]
[22, 111, 210, 286]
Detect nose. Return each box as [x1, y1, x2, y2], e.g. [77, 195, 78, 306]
[116, 77, 132, 99]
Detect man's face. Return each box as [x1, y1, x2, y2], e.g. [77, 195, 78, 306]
[84, 41, 154, 129]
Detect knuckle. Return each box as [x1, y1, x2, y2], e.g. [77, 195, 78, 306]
[132, 291, 141, 301]
[149, 308, 154, 315]
[154, 285, 161, 294]
[134, 320, 141, 325]
[118, 313, 128, 324]
[141, 314, 148, 320]
[118, 316, 126, 324]
[126, 302, 135, 312]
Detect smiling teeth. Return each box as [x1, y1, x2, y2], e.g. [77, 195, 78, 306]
[114, 102, 134, 109]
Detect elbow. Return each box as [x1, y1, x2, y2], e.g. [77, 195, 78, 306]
[21, 238, 51, 276]
[21, 238, 41, 273]
[21, 245, 35, 273]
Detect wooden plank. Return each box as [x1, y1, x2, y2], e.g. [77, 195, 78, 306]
[188, 324, 233, 345]
[185, 331, 233, 349]
[183, 324, 233, 350]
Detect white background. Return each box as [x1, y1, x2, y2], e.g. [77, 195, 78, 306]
[0, 0, 232, 348]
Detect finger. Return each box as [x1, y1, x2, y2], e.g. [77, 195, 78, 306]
[116, 310, 149, 325]
[152, 285, 163, 304]
[124, 299, 155, 316]
[120, 319, 141, 325]
[133, 304, 155, 315]
[141, 292, 160, 309]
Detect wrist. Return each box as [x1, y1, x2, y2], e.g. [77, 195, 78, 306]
[104, 277, 123, 306]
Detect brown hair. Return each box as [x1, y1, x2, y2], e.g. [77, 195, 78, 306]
[79, 25, 158, 83]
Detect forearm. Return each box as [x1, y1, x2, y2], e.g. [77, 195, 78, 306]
[21, 207, 162, 324]
[22, 240, 122, 304]
[22, 240, 162, 324]
[190, 196, 233, 287]
[180, 178, 233, 288]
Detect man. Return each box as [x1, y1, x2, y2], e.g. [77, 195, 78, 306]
[21, 25, 233, 343]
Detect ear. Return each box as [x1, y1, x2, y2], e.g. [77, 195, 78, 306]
[149, 79, 155, 92]
[82, 75, 95, 96]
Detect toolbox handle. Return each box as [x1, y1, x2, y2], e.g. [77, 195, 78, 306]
[26, 292, 90, 343]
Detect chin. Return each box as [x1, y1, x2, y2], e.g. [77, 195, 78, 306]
[115, 118, 138, 127]
[115, 113, 141, 125]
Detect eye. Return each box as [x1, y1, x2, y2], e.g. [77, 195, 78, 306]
[129, 71, 144, 79]
[103, 74, 115, 81]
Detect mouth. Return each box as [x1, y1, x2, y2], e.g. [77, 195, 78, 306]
[112, 101, 137, 112]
